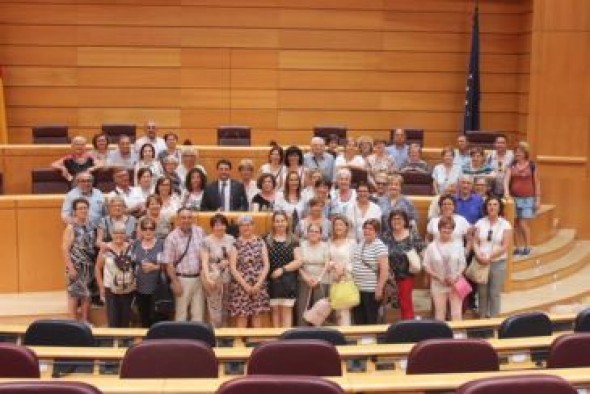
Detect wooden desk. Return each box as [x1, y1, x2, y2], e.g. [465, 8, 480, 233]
[27, 334, 562, 377]
[0, 313, 574, 348]
[3, 368, 590, 393]
[0, 313, 574, 349]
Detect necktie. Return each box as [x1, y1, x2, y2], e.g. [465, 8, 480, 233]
[220, 181, 227, 211]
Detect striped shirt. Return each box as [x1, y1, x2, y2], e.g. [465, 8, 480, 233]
[352, 239, 388, 292]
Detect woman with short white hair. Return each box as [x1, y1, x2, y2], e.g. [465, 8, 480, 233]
[331, 167, 357, 216]
[95, 222, 136, 328]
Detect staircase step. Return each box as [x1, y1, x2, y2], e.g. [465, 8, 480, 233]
[530, 204, 557, 245]
[502, 246, 590, 315]
[511, 240, 590, 290]
[512, 229, 576, 272]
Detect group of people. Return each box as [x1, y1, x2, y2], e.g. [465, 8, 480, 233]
[60, 122, 540, 328]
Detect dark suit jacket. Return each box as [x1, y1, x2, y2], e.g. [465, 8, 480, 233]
[201, 179, 249, 212]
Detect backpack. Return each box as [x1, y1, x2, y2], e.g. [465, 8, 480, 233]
[107, 247, 136, 294]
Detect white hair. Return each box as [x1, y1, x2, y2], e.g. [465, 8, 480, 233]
[337, 168, 352, 180]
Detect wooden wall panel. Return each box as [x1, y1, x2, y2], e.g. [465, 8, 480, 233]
[523, 0, 590, 237]
[3, 0, 530, 148]
[78, 68, 180, 88]
[0, 201, 19, 293]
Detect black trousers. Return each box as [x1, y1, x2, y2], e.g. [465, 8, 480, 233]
[353, 291, 380, 325]
[105, 290, 134, 328]
[135, 292, 157, 328]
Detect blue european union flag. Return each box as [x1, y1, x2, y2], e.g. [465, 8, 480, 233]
[463, 3, 480, 132]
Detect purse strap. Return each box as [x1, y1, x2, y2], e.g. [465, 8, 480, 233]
[173, 231, 193, 268]
[305, 270, 326, 309]
[359, 242, 378, 273]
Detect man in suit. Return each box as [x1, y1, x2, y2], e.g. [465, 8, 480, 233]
[201, 159, 249, 212]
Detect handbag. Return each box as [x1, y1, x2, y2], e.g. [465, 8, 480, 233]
[329, 279, 360, 310]
[152, 271, 175, 316]
[152, 231, 193, 317]
[453, 276, 473, 300]
[303, 297, 332, 326]
[465, 260, 491, 284]
[406, 248, 422, 274]
[303, 273, 332, 326]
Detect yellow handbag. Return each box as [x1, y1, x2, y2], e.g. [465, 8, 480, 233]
[330, 280, 360, 310]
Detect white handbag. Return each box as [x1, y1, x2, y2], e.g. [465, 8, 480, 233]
[406, 248, 422, 274]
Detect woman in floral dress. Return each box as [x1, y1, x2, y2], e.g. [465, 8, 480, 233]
[229, 215, 270, 328]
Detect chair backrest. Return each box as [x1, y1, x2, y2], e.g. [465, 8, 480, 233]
[217, 126, 251, 146]
[574, 307, 590, 332]
[23, 319, 95, 347]
[93, 168, 115, 193]
[383, 320, 453, 344]
[120, 339, 218, 378]
[101, 124, 136, 143]
[406, 339, 499, 374]
[0, 343, 40, 378]
[313, 126, 347, 145]
[280, 327, 347, 346]
[401, 172, 434, 195]
[498, 312, 553, 339]
[457, 374, 577, 394]
[465, 130, 501, 150]
[247, 339, 342, 376]
[32, 125, 69, 144]
[31, 168, 71, 194]
[217, 375, 344, 394]
[390, 128, 424, 147]
[547, 333, 590, 368]
[146, 321, 216, 347]
[0, 382, 102, 394]
[349, 167, 368, 189]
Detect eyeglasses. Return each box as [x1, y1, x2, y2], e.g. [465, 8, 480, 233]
[376, 182, 387, 186]
[142, 227, 156, 231]
[487, 230, 493, 242]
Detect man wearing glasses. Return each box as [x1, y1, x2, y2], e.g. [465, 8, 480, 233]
[61, 172, 105, 226]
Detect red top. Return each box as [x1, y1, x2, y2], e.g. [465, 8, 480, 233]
[510, 161, 535, 197]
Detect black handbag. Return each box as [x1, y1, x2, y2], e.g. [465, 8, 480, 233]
[152, 231, 192, 317]
[152, 271, 175, 317]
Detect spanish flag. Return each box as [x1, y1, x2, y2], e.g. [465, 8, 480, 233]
[0, 67, 7, 144]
